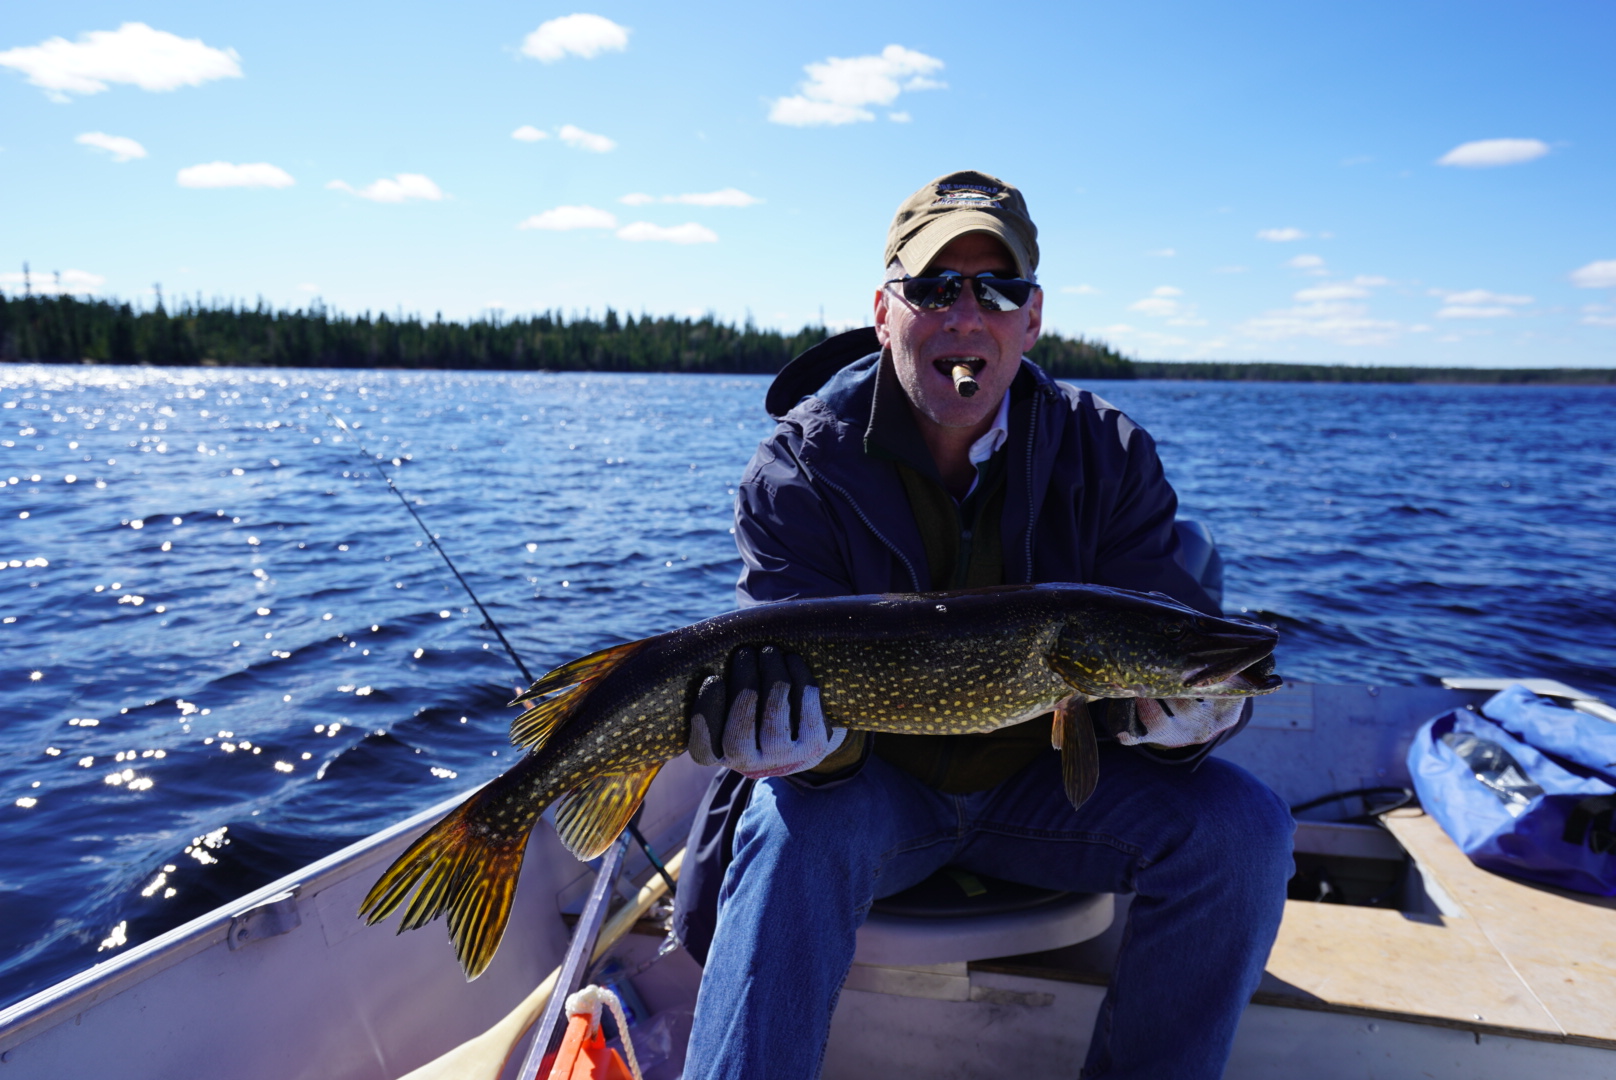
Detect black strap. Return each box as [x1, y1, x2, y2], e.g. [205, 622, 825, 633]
[1563, 796, 1616, 854]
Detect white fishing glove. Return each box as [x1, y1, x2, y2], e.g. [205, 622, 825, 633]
[1116, 697, 1246, 749]
[687, 646, 847, 778]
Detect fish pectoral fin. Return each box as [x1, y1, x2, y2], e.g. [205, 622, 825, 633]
[509, 640, 645, 708]
[507, 639, 645, 750]
[1056, 695, 1099, 811]
[552, 764, 662, 862]
[1050, 712, 1064, 751]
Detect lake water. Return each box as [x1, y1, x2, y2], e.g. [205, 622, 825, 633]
[3, 365, 1614, 1009]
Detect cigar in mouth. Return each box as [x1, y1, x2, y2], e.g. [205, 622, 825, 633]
[950, 362, 980, 398]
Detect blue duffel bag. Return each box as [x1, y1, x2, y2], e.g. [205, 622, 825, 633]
[1408, 684, 1616, 896]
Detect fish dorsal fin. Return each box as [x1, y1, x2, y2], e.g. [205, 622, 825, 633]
[507, 640, 644, 751]
[510, 682, 590, 750]
[510, 640, 644, 707]
[1056, 695, 1099, 810]
[552, 764, 662, 861]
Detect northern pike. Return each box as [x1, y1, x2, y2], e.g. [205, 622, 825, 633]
[361, 583, 1280, 977]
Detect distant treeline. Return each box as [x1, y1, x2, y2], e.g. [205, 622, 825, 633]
[0, 293, 1131, 379]
[1131, 360, 1616, 385]
[3, 293, 1610, 384]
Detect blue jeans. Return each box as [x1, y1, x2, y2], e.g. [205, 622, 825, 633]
[684, 745, 1294, 1079]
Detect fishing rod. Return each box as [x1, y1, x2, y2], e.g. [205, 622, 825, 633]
[322, 408, 678, 897]
[324, 409, 534, 684]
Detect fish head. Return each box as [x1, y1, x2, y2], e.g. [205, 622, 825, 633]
[1050, 587, 1281, 699]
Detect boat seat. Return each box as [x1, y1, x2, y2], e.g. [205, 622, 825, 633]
[853, 867, 1115, 966]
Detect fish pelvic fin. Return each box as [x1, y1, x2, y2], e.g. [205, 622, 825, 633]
[1056, 695, 1099, 810]
[358, 789, 531, 980]
[553, 764, 663, 861]
[508, 639, 645, 750]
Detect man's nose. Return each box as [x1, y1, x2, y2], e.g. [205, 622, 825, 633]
[942, 283, 988, 330]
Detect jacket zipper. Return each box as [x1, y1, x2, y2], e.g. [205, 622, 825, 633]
[800, 461, 924, 592]
[1021, 391, 1043, 582]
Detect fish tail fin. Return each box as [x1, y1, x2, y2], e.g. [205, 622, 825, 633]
[553, 763, 663, 861]
[359, 788, 532, 980]
[508, 640, 645, 750]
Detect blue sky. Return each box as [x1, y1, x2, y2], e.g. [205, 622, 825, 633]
[2, 2, 1612, 367]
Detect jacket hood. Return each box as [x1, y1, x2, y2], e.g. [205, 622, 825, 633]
[765, 326, 1061, 426]
[765, 327, 882, 421]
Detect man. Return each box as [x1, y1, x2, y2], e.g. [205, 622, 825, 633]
[678, 171, 1293, 1079]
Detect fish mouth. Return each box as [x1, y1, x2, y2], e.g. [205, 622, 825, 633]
[1179, 623, 1279, 690]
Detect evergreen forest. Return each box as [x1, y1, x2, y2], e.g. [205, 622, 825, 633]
[3, 293, 1611, 384]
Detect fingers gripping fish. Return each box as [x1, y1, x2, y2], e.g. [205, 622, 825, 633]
[360, 583, 1281, 978]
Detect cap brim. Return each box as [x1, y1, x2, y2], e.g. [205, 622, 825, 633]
[896, 212, 1034, 279]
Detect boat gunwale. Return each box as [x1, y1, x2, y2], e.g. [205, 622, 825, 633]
[0, 785, 481, 1053]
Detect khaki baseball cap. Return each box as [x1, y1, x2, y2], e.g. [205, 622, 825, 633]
[884, 169, 1039, 280]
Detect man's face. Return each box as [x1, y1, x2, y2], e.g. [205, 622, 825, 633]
[874, 232, 1043, 435]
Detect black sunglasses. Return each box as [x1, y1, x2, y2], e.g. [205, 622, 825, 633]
[885, 271, 1040, 313]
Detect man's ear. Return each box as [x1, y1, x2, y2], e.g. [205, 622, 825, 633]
[1022, 287, 1044, 354]
[873, 286, 893, 348]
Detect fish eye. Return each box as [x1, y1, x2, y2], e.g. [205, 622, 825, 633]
[1160, 622, 1186, 639]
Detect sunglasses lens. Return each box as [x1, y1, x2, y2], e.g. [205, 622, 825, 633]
[974, 276, 1034, 312]
[892, 273, 1035, 311]
[902, 275, 963, 310]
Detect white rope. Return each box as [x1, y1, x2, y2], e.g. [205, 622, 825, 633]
[563, 984, 644, 1080]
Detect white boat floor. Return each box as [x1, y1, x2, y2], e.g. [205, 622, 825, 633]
[972, 808, 1616, 1052]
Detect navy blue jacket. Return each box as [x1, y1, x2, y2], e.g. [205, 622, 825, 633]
[734, 326, 1218, 614]
[672, 329, 1238, 965]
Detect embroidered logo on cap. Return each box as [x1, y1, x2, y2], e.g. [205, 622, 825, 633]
[933, 182, 1008, 208]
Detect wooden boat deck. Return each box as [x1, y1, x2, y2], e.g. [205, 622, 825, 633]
[977, 807, 1616, 1052]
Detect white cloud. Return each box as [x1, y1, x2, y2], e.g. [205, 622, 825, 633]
[518, 205, 618, 231]
[0, 268, 105, 295]
[176, 161, 294, 189]
[1288, 254, 1325, 269]
[511, 125, 548, 142]
[520, 14, 629, 63]
[769, 44, 944, 127]
[558, 124, 615, 153]
[616, 222, 719, 244]
[1582, 304, 1616, 327]
[1130, 298, 1179, 317]
[1146, 248, 1176, 258]
[1437, 138, 1550, 169]
[1570, 260, 1616, 289]
[1433, 288, 1532, 307]
[1430, 288, 1532, 319]
[1257, 227, 1307, 242]
[1295, 283, 1368, 302]
[1127, 286, 1204, 325]
[0, 22, 241, 101]
[76, 131, 146, 162]
[618, 188, 760, 207]
[1060, 285, 1098, 295]
[888, 111, 912, 123]
[1436, 306, 1518, 319]
[1241, 300, 1399, 346]
[327, 173, 444, 203]
[1353, 275, 1390, 287]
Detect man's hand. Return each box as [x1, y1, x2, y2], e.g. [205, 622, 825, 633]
[1116, 697, 1245, 749]
[687, 646, 847, 778]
